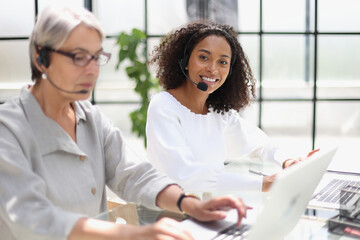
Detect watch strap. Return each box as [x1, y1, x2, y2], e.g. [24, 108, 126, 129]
[176, 193, 200, 214]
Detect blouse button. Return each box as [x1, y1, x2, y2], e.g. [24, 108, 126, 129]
[91, 188, 97, 195]
[79, 155, 86, 161]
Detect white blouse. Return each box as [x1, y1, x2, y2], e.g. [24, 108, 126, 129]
[146, 92, 287, 194]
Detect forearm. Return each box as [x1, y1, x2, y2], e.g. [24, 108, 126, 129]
[155, 185, 250, 227]
[155, 184, 204, 219]
[68, 218, 142, 240]
[155, 184, 184, 213]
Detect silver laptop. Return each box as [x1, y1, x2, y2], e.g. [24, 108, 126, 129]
[309, 170, 360, 210]
[308, 145, 360, 210]
[179, 147, 338, 240]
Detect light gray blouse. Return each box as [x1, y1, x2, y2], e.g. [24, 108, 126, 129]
[0, 87, 174, 240]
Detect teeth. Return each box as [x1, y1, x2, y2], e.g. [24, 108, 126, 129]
[201, 76, 217, 82]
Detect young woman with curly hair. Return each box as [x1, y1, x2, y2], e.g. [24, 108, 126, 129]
[146, 21, 303, 196]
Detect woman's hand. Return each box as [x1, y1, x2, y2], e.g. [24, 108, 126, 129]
[68, 217, 193, 240]
[282, 149, 320, 169]
[181, 195, 251, 227]
[136, 217, 194, 240]
[282, 157, 303, 169]
[135, 195, 251, 239]
[69, 217, 195, 240]
[262, 173, 277, 192]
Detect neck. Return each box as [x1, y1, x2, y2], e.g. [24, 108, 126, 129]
[169, 82, 209, 115]
[30, 81, 78, 142]
[30, 82, 74, 120]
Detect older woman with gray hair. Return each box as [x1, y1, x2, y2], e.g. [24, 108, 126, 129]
[0, 4, 249, 240]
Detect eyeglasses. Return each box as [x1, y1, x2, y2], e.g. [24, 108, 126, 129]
[47, 48, 111, 66]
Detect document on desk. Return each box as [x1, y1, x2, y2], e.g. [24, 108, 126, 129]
[327, 144, 360, 174]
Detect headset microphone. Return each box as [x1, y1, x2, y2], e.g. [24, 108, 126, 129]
[178, 60, 208, 92]
[195, 81, 208, 92]
[36, 57, 88, 94]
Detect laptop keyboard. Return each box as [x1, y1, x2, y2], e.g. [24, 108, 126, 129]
[211, 224, 250, 240]
[313, 179, 360, 204]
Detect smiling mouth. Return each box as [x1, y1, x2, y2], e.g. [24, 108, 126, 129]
[201, 76, 219, 83]
[80, 83, 93, 88]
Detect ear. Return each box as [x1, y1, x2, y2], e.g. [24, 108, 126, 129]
[179, 53, 189, 71]
[33, 52, 43, 72]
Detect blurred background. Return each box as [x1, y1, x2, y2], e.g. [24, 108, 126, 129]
[0, 0, 359, 161]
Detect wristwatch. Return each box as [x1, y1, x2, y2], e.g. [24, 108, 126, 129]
[176, 193, 200, 214]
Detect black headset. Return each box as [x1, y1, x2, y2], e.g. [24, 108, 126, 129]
[178, 53, 190, 71]
[36, 46, 50, 68]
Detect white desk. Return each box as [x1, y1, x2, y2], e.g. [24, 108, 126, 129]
[223, 160, 357, 239]
[94, 203, 355, 239]
[94, 159, 357, 239]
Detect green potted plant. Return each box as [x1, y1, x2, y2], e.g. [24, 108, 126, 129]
[115, 28, 159, 147]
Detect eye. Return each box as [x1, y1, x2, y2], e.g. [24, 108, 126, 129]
[199, 55, 208, 60]
[74, 52, 89, 63]
[219, 60, 228, 65]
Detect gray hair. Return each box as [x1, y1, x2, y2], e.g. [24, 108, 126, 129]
[29, 5, 105, 81]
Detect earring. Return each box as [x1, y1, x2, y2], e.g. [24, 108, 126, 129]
[185, 66, 188, 70]
[42, 73, 47, 79]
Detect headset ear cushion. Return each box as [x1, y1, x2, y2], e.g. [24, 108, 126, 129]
[179, 53, 189, 70]
[36, 57, 42, 67]
[39, 48, 50, 68]
[228, 66, 232, 77]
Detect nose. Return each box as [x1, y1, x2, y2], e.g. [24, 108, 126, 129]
[84, 58, 100, 75]
[206, 61, 218, 74]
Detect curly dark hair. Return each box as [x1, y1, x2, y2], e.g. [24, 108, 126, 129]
[148, 20, 256, 113]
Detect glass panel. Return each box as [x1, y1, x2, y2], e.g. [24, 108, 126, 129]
[95, 0, 144, 35]
[209, 0, 239, 30]
[316, 102, 360, 137]
[262, 102, 313, 155]
[147, 38, 162, 58]
[317, 36, 360, 99]
[240, 101, 259, 126]
[148, 0, 187, 35]
[262, 35, 314, 99]
[98, 38, 122, 82]
[318, 0, 360, 32]
[308, 0, 315, 33]
[238, 0, 259, 32]
[95, 39, 139, 102]
[147, 37, 162, 84]
[98, 104, 146, 156]
[38, 0, 84, 13]
[98, 104, 140, 137]
[182, 0, 239, 31]
[0, 40, 31, 102]
[0, 40, 30, 83]
[316, 102, 360, 172]
[238, 35, 260, 84]
[0, 0, 35, 37]
[263, 0, 309, 32]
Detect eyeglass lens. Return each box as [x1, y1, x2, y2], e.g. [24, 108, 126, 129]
[73, 52, 111, 66]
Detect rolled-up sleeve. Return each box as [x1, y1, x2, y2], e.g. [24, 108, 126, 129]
[224, 110, 289, 167]
[99, 110, 176, 209]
